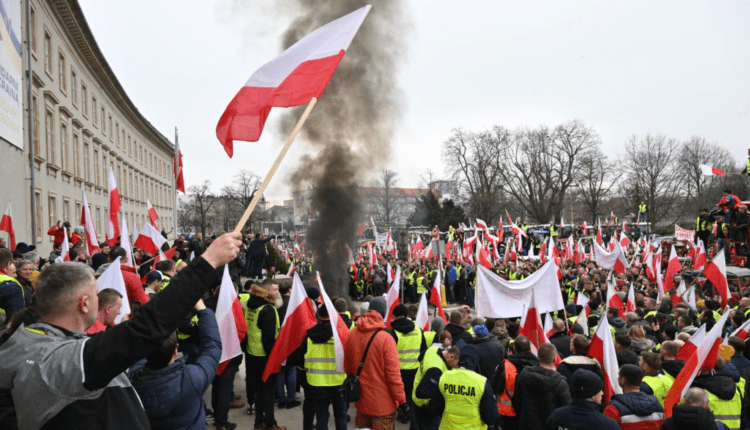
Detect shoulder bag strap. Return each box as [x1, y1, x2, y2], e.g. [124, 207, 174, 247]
[356, 328, 383, 377]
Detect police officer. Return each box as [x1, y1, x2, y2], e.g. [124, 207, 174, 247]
[413, 344, 459, 430]
[696, 208, 711, 246]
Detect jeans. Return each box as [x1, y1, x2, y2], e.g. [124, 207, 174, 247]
[313, 389, 347, 430]
[212, 356, 242, 426]
[717, 238, 728, 260]
[466, 284, 475, 308]
[249, 256, 265, 278]
[277, 365, 297, 404]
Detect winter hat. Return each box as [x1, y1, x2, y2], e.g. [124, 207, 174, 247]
[458, 344, 480, 371]
[91, 253, 108, 272]
[369, 297, 387, 318]
[393, 304, 408, 318]
[430, 317, 445, 334]
[334, 298, 348, 314]
[306, 286, 320, 301]
[473, 324, 489, 338]
[663, 325, 678, 340]
[570, 369, 603, 399]
[565, 304, 577, 315]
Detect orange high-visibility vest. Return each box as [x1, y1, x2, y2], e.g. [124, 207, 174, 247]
[497, 360, 518, 417]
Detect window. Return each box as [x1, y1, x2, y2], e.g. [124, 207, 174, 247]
[30, 6, 37, 54]
[115, 123, 120, 147]
[101, 153, 107, 187]
[101, 107, 106, 134]
[84, 141, 90, 181]
[71, 70, 77, 106]
[94, 148, 100, 185]
[128, 136, 131, 157]
[45, 108, 55, 164]
[108, 115, 113, 141]
[73, 132, 80, 178]
[58, 52, 66, 93]
[92, 96, 98, 125]
[96, 207, 102, 239]
[34, 191, 42, 240]
[48, 195, 57, 230]
[44, 30, 51, 76]
[81, 83, 88, 116]
[60, 122, 68, 171]
[32, 94, 40, 156]
[75, 202, 82, 223]
[62, 199, 70, 225]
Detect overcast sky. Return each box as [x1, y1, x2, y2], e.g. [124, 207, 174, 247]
[78, 0, 750, 198]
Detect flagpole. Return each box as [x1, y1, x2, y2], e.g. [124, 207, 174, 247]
[233, 97, 318, 233]
[173, 127, 178, 241]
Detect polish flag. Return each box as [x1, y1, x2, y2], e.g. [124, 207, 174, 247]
[0, 202, 16, 250]
[686, 285, 697, 311]
[693, 240, 707, 271]
[134, 224, 168, 256]
[81, 191, 100, 257]
[700, 165, 726, 176]
[664, 309, 729, 418]
[95, 259, 130, 323]
[414, 235, 424, 251]
[415, 292, 430, 332]
[576, 291, 590, 315]
[216, 6, 371, 156]
[544, 310, 554, 339]
[582, 221, 588, 236]
[286, 264, 295, 277]
[647, 251, 661, 283]
[626, 285, 636, 313]
[606, 281, 625, 312]
[539, 239, 548, 264]
[620, 234, 631, 249]
[429, 268, 447, 324]
[106, 167, 121, 247]
[476, 218, 488, 232]
[263, 273, 317, 380]
[55, 227, 71, 263]
[518, 291, 550, 354]
[622, 221, 629, 233]
[385, 266, 401, 324]
[596, 220, 603, 246]
[664, 244, 681, 292]
[506, 210, 527, 238]
[675, 325, 706, 361]
[476, 242, 492, 270]
[588, 316, 622, 404]
[146, 199, 159, 230]
[703, 249, 728, 309]
[119, 218, 134, 267]
[215, 266, 247, 374]
[317, 273, 350, 372]
[730, 318, 750, 341]
[174, 128, 186, 193]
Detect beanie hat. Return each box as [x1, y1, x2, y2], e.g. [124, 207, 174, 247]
[473, 324, 489, 338]
[393, 304, 408, 318]
[430, 317, 445, 334]
[369, 297, 387, 318]
[334, 298, 348, 314]
[570, 369, 603, 399]
[565, 304, 577, 315]
[306, 286, 320, 301]
[458, 344, 480, 371]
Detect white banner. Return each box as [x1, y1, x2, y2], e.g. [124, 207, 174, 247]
[674, 225, 695, 241]
[0, 0, 23, 148]
[375, 231, 388, 248]
[475, 260, 565, 318]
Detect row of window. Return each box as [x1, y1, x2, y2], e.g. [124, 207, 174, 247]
[35, 191, 173, 245]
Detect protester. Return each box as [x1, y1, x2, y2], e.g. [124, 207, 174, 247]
[493, 335, 540, 430]
[661, 387, 731, 430]
[513, 343, 571, 430]
[603, 364, 664, 429]
[473, 323, 505, 382]
[557, 334, 603, 385]
[0, 249, 24, 326]
[390, 303, 426, 430]
[86, 288, 123, 335]
[545, 369, 620, 430]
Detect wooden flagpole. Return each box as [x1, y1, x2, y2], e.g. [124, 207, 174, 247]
[233, 97, 318, 234]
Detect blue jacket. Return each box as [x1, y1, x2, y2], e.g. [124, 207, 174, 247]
[128, 308, 221, 430]
[546, 398, 620, 430]
[0, 277, 25, 323]
[445, 267, 457, 285]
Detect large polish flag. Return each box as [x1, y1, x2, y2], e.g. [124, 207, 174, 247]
[119, 218, 134, 267]
[216, 266, 247, 374]
[588, 315, 622, 404]
[700, 164, 726, 176]
[146, 199, 159, 230]
[415, 292, 430, 332]
[429, 266, 447, 324]
[663, 244, 681, 292]
[317, 273, 350, 372]
[216, 6, 371, 156]
[174, 128, 185, 193]
[55, 227, 71, 263]
[134, 224, 168, 256]
[518, 291, 550, 354]
[665, 309, 730, 417]
[106, 167, 121, 247]
[81, 191, 100, 257]
[96, 259, 130, 323]
[263, 273, 317, 380]
[0, 202, 16, 250]
[730, 318, 750, 341]
[385, 266, 401, 324]
[703, 249, 728, 309]
[675, 324, 706, 362]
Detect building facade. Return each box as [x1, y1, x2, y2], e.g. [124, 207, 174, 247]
[0, 0, 175, 256]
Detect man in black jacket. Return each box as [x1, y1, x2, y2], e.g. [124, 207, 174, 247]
[545, 369, 620, 430]
[491, 336, 539, 430]
[661, 388, 730, 430]
[473, 324, 505, 382]
[445, 310, 473, 345]
[557, 334, 604, 386]
[247, 233, 273, 279]
[0, 232, 241, 429]
[549, 319, 572, 359]
[513, 343, 571, 430]
[390, 304, 427, 430]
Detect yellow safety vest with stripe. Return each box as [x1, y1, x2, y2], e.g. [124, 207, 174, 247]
[549, 224, 557, 237]
[245, 303, 279, 357]
[712, 310, 722, 324]
[304, 337, 345, 387]
[439, 368, 487, 430]
[395, 326, 423, 370]
[238, 293, 250, 308]
[413, 346, 448, 407]
[417, 276, 427, 294]
[343, 311, 355, 329]
[424, 331, 436, 345]
[707, 382, 743, 430]
[642, 374, 671, 407]
[0, 274, 24, 322]
[508, 272, 518, 280]
[640, 204, 647, 213]
[161, 274, 171, 291]
[644, 310, 657, 320]
[746, 159, 750, 175]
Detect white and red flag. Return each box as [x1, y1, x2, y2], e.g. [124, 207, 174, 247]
[215, 265, 247, 373]
[700, 164, 726, 176]
[582, 221, 588, 236]
[675, 324, 706, 361]
[429, 268, 447, 324]
[0, 202, 15, 250]
[703, 249, 728, 309]
[95, 258, 129, 323]
[664, 309, 729, 418]
[544, 310, 554, 339]
[81, 191, 100, 257]
[385, 266, 401, 324]
[174, 128, 186, 193]
[55, 227, 71, 263]
[588, 315, 622, 404]
[415, 292, 430, 333]
[693, 240, 707, 271]
[317, 273, 350, 372]
[518, 291, 551, 354]
[146, 199, 159, 230]
[574, 305, 589, 336]
[106, 167, 121, 247]
[263, 273, 318, 380]
[596, 220, 603, 246]
[216, 6, 371, 156]
[506, 211, 527, 238]
[606, 280, 625, 312]
[626, 284, 636, 313]
[730, 318, 750, 341]
[134, 224, 168, 256]
[476, 218, 488, 232]
[664, 244, 681, 292]
[119, 218, 134, 267]
[593, 241, 628, 275]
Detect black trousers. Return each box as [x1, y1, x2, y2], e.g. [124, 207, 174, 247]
[212, 355, 242, 426]
[246, 354, 278, 428]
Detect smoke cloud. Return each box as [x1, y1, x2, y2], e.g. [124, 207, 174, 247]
[282, 1, 411, 297]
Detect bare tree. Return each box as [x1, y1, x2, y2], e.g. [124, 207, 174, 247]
[442, 128, 506, 223]
[188, 180, 215, 238]
[620, 134, 682, 227]
[370, 169, 399, 225]
[222, 170, 262, 231]
[573, 147, 617, 223]
[498, 120, 600, 224]
[678, 136, 735, 198]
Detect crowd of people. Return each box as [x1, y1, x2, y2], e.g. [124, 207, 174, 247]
[0, 186, 749, 430]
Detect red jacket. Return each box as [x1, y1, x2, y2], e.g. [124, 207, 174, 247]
[47, 226, 69, 246]
[344, 310, 405, 416]
[121, 265, 150, 306]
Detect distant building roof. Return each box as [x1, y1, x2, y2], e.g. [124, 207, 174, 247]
[359, 187, 438, 198]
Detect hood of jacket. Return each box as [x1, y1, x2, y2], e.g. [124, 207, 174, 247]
[445, 322, 467, 337]
[355, 310, 386, 333]
[520, 365, 567, 394]
[458, 344, 480, 372]
[308, 319, 334, 344]
[128, 359, 187, 418]
[662, 359, 685, 379]
[611, 391, 663, 416]
[692, 373, 737, 400]
[247, 285, 276, 310]
[608, 316, 626, 329]
[390, 317, 416, 335]
[719, 361, 741, 383]
[669, 405, 720, 429]
[507, 351, 540, 374]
